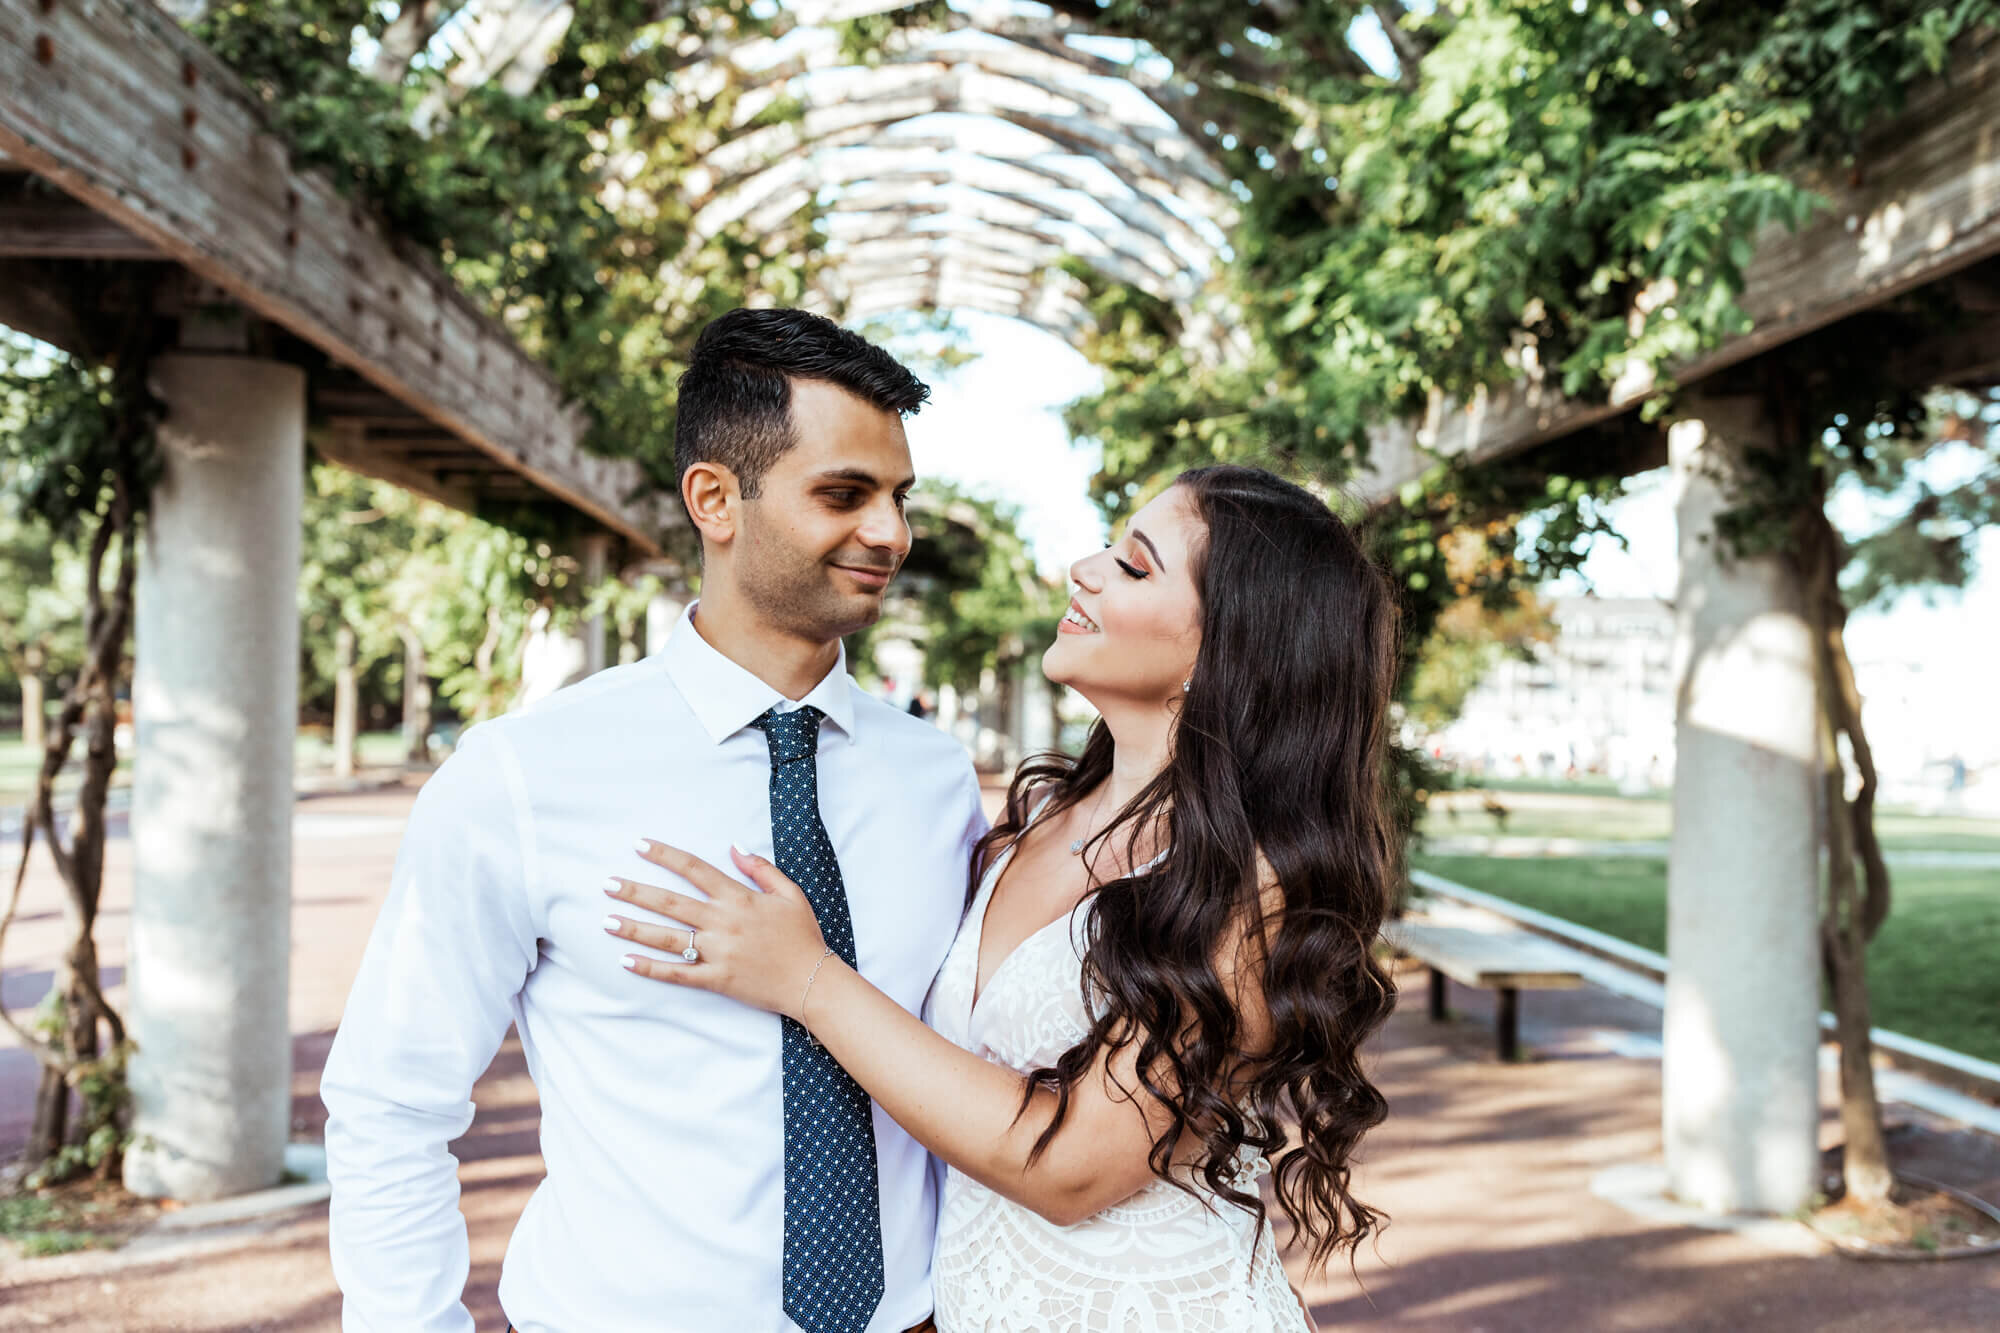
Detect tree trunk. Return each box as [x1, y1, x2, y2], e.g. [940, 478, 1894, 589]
[996, 660, 1020, 770]
[333, 624, 358, 778]
[21, 642, 46, 753]
[9, 474, 136, 1180]
[1821, 735, 1895, 1203]
[27, 1062, 67, 1165]
[1800, 500, 1896, 1205]
[400, 627, 432, 764]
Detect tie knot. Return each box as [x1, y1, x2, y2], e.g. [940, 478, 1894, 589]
[753, 704, 824, 764]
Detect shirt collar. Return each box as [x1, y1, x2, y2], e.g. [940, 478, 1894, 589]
[661, 602, 855, 746]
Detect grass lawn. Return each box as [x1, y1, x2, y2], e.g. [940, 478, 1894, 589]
[1423, 789, 2000, 854]
[1413, 852, 2000, 1065]
[0, 736, 131, 805]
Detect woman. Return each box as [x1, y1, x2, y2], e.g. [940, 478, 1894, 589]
[607, 465, 1399, 1330]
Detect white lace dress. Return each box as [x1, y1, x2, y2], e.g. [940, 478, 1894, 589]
[923, 812, 1311, 1333]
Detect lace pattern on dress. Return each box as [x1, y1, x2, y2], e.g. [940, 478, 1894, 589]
[923, 802, 1311, 1333]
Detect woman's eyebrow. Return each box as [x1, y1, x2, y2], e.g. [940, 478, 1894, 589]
[1130, 528, 1165, 570]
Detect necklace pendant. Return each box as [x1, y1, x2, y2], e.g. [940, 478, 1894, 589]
[1069, 838, 1084, 854]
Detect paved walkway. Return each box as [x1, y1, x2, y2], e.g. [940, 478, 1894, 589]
[3, 785, 1997, 1330]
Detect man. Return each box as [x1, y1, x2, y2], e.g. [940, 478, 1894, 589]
[322, 309, 988, 1333]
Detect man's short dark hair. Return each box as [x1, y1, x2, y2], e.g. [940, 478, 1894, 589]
[673, 308, 930, 507]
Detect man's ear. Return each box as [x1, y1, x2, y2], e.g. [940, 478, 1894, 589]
[681, 461, 740, 549]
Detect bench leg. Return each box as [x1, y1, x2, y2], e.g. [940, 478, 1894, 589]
[1428, 967, 1447, 1021]
[1496, 987, 1520, 1061]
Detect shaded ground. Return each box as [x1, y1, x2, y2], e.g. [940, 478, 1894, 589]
[3, 783, 1997, 1329]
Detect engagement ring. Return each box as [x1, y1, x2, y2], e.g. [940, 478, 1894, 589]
[683, 929, 700, 963]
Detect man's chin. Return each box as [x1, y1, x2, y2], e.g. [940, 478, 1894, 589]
[822, 588, 889, 639]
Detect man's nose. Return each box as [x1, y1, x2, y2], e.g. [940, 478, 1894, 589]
[857, 497, 912, 557]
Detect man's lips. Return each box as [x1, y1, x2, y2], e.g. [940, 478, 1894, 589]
[833, 564, 894, 590]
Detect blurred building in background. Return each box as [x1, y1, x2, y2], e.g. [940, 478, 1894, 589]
[1433, 596, 1677, 792]
[1431, 593, 2000, 812]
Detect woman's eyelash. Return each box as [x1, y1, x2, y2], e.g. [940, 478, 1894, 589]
[1114, 558, 1148, 580]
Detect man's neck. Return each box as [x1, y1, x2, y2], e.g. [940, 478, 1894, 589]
[690, 585, 843, 701]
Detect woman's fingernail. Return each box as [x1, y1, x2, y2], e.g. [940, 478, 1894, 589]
[730, 842, 753, 859]
[604, 877, 622, 895]
[603, 915, 623, 934]
[622, 955, 641, 971]
[634, 838, 651, 855]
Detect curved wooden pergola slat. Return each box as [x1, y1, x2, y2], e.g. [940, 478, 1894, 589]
[644, 13, 1235, 342]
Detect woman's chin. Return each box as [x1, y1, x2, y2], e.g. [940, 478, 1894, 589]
[1041, 638, 1082, 687]
[1041, 643, 1105, 710]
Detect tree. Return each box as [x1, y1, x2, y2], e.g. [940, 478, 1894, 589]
[0, 328, 158, 1185]
[1404, 586, 1555, 735]
[1702, 333, 2000, 1208]
[297, 459, 628, 745]
[299, 463, 430, 773]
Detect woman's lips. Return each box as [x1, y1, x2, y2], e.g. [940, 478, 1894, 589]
[1058, 600, 1100, 634]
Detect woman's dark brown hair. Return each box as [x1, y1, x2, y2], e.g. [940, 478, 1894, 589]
[975, 463, 1399, 1269]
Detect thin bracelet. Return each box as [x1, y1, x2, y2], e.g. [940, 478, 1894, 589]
[798, 946, 837, 1021]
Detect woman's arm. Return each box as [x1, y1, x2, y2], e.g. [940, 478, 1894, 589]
[800, 954, 1169, 1224]
[607, 841, 1176, 1226]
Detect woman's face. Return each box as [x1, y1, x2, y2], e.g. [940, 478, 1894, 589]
[1043, 485, 1204, 707]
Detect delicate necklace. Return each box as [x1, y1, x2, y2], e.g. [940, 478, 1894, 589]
[1069, 784, 1113, 855]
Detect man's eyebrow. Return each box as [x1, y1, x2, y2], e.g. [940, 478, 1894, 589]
[1131, 528, 1165, 570]
[810, 468, 916, 489]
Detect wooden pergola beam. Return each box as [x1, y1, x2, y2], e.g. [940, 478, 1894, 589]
[0, 0, 676, 553]
[0, 192, 163, 260]
[1356, 31, 2000, 501]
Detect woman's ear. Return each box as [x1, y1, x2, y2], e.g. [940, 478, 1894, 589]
[682, 462, 740, 549]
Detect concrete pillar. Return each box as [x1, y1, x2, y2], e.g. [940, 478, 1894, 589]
[581, 533, 611, 676]
[1662, 394, 1821, 1216]
[126, 354, 303, 1201]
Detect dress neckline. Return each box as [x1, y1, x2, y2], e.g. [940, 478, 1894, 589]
[964, 793, 1168, 1023]
[966, 794, 1058, 1019]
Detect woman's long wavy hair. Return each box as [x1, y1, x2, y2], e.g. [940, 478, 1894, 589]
[975, 464, 1400, 1270]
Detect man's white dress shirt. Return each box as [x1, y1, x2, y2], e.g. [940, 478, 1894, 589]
[322, 606, 987, 1333]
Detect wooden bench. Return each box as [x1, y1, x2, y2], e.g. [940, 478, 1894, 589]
[1383, 921, 1585, 1061]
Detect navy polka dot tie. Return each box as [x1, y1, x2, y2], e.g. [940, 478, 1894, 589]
[752, 705, 884, 1333]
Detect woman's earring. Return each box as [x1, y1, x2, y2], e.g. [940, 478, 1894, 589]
[1181, 679, 1191, 693]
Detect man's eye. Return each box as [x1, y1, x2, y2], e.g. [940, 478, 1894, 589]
[824, 490, 861, 506]
[894, 491, 911, 510]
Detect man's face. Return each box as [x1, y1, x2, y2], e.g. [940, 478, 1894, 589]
[732, 378, 916, 642]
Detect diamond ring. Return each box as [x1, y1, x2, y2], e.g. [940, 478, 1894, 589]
[682, 929, 700, 963]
